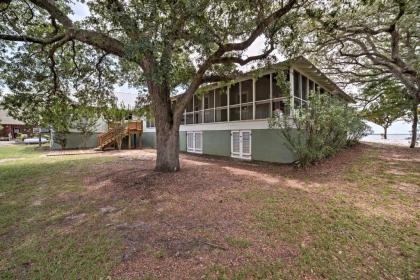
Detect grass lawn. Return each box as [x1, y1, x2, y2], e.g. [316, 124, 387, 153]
[0, 144, 418, 279]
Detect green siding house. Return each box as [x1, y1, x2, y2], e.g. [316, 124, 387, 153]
[142, 57, 353, 163]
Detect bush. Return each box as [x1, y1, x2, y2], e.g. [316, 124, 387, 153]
[269, 94, 370, 167]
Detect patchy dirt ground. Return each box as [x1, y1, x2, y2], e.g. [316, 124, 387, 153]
[1, 143, 418, 279]
[75, 144, 419, 279]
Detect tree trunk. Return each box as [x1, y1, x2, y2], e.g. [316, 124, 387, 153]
[155, 127, 180, 172]
[383, 127, 388, 139]
[149, 82, 182, 172]
[410, 101, 418, 148]
[38, 132, 42, 147]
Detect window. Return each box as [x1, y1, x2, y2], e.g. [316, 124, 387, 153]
[255, 74, 270, 101]
[125, 113, 133, 120]
[146, 119, 155, 128]
[231, 130, 251, 160]
[187, 131, 202, 153]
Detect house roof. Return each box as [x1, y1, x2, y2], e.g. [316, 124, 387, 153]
[0, 108, 25, 125]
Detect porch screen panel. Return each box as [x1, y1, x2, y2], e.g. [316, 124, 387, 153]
[204, 91, 214, 109]
[215, 88, 228, 107]
[241, 104, 253, 120]
[186, 113, 194, 124]
[255, 75, 270, 101]
[272, 72, 288, 98]
[301, 75, 308, 101]
[293, 70, 301, 108]
[194, 112, 202, 124]
[186, 98, 193, 112]
[204, 109, 214, 123]
[229, 107, 240, 121]
[309, 80, 314, 94]
[230, 83, 240, 105]
[241, 79, 253, 103]
[255, 103, 270, 119]
[272, 100, 287, 116]
[215, 108, 227, 122]
[194, 95, 202, 111]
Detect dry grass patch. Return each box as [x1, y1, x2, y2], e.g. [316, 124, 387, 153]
[0, 143, 418, 279]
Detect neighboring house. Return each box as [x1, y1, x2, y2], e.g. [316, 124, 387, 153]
[50, 116, 109, 149]
[142, 56, 353, 163]
[0, 107, 32, 140]
[51, 110, 142, 150]
[50, 92, 140, 149]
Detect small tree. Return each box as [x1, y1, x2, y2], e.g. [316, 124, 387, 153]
[269, 94, 370, 167]
[102, 104, 131, 150]
[72, 106, 99, 149]
[361, 80, 412, 140]
[48, 102, 74, 150]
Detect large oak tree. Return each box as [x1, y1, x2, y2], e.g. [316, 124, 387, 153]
[289, 0, 419, 147]
[0, 0, 299, 171]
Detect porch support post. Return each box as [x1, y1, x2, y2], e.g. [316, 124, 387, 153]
[289, 68, 294, 115]
[252, 78, 256, 120]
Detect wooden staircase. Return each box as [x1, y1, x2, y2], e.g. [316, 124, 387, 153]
[97, 120, 143, 150]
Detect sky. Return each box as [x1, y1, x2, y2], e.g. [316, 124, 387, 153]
[1, 2, 415, 135]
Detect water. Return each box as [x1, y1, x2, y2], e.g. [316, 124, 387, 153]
[363, 134, 412, 141]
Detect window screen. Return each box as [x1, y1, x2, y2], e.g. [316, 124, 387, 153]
[230, 83, 240, 105]
[215, 88, 228, 107]
[241, 79, 253, 103]
[255, 75, 270, 101]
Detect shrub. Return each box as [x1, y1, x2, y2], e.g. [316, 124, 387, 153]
[269, 94, 370, 167]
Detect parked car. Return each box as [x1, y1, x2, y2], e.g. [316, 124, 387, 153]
[23, 138, 48, 144]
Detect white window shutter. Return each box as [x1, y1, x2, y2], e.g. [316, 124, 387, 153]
[231, 131, 240, 155]
[195, 132, 202, 152]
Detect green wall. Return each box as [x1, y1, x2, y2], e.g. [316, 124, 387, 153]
[142, 132, 156, 148]
[136, 129, 297, 164]
[251, 129, 296, 163]
[51, 133, 100, 150]
[203, 130, 231, 157]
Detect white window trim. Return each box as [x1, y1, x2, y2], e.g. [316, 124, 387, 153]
[231, 130, 252, 160]
[186, 131, 203, 154]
